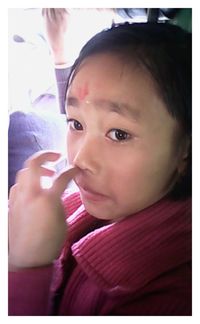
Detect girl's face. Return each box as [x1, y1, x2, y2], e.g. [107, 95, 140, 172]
[66, 53, 185, 220]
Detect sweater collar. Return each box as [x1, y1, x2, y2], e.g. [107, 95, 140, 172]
[67, 197, 191, 293]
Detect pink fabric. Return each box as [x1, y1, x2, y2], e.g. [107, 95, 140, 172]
[9, 266, 53, 315]
[9, 191, 192, 315]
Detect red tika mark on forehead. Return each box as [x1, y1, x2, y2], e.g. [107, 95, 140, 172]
[77, 83, 89, 101]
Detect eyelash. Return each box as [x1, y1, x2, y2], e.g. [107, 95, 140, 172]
[66, 118, 132, 142]
[107, 129, 131, 142]
[67, 118, 83, 131]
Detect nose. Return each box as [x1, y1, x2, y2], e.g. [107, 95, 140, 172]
[72, 136, 101, 174]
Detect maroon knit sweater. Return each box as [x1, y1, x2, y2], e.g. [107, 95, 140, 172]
[9, 191, 191, 315]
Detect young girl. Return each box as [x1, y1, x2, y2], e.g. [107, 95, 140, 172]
[9, 21, 192, 315]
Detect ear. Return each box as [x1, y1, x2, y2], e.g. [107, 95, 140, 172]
[177, 136, 191, 176]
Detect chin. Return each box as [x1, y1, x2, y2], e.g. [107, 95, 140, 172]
[84, 205, 112, 220]
[81, 198, 115, 220]
[82, 199, 129, 222]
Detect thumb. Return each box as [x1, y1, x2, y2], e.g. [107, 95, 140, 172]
[51, 166, 79, 197]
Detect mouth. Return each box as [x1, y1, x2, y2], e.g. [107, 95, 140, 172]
[77, 184, 109, 202]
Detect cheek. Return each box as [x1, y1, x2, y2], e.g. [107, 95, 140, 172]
[107, 154, 143, 187]
[107, 148, 172, 194]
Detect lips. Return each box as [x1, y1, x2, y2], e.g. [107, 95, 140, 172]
[77, 182, 109, 202]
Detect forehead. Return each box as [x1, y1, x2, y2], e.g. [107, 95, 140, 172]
[67, 53, 177, 131]
[68, 53, 154, 101]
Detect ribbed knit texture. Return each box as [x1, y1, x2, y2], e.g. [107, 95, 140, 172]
[9, 191, 191, 315]
[9, 266, 53, 315]
[70, 197, 191, 293]
[58, 192, 191, 315]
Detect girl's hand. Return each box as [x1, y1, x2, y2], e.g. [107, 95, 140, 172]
[8, 151, 78, 269]
[42, 8, 69, 65]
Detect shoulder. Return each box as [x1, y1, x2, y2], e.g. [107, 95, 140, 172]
[99, 262, 192, 315]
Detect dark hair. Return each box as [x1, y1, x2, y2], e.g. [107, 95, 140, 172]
[67, 22, 192, 200]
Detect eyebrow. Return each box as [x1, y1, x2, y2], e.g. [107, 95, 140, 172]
[66, 96, 141, 122]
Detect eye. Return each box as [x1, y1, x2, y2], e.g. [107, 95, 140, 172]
[67, 118, 83, 131]
[107, 129, 131, 142]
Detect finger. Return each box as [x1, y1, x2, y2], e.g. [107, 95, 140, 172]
[50, 8, 57, 22]
[43, 8, 54, 23]
[51, 166, 79, 197]
[42, 8, 51, 20]
[9, 183, 18, 205]
[15, 166, 56, 195]
[56, 8, 69, 17]
[40, 166, 56, 177]
[24, 151, 61, 169]
[15, 168, 30, 186]
[16, 165, 55, 184]
[52, 8, 68, 25]
[57, 8, 68, 13]
[41, 8, 46, 17]
[8, 184, 22, 214]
